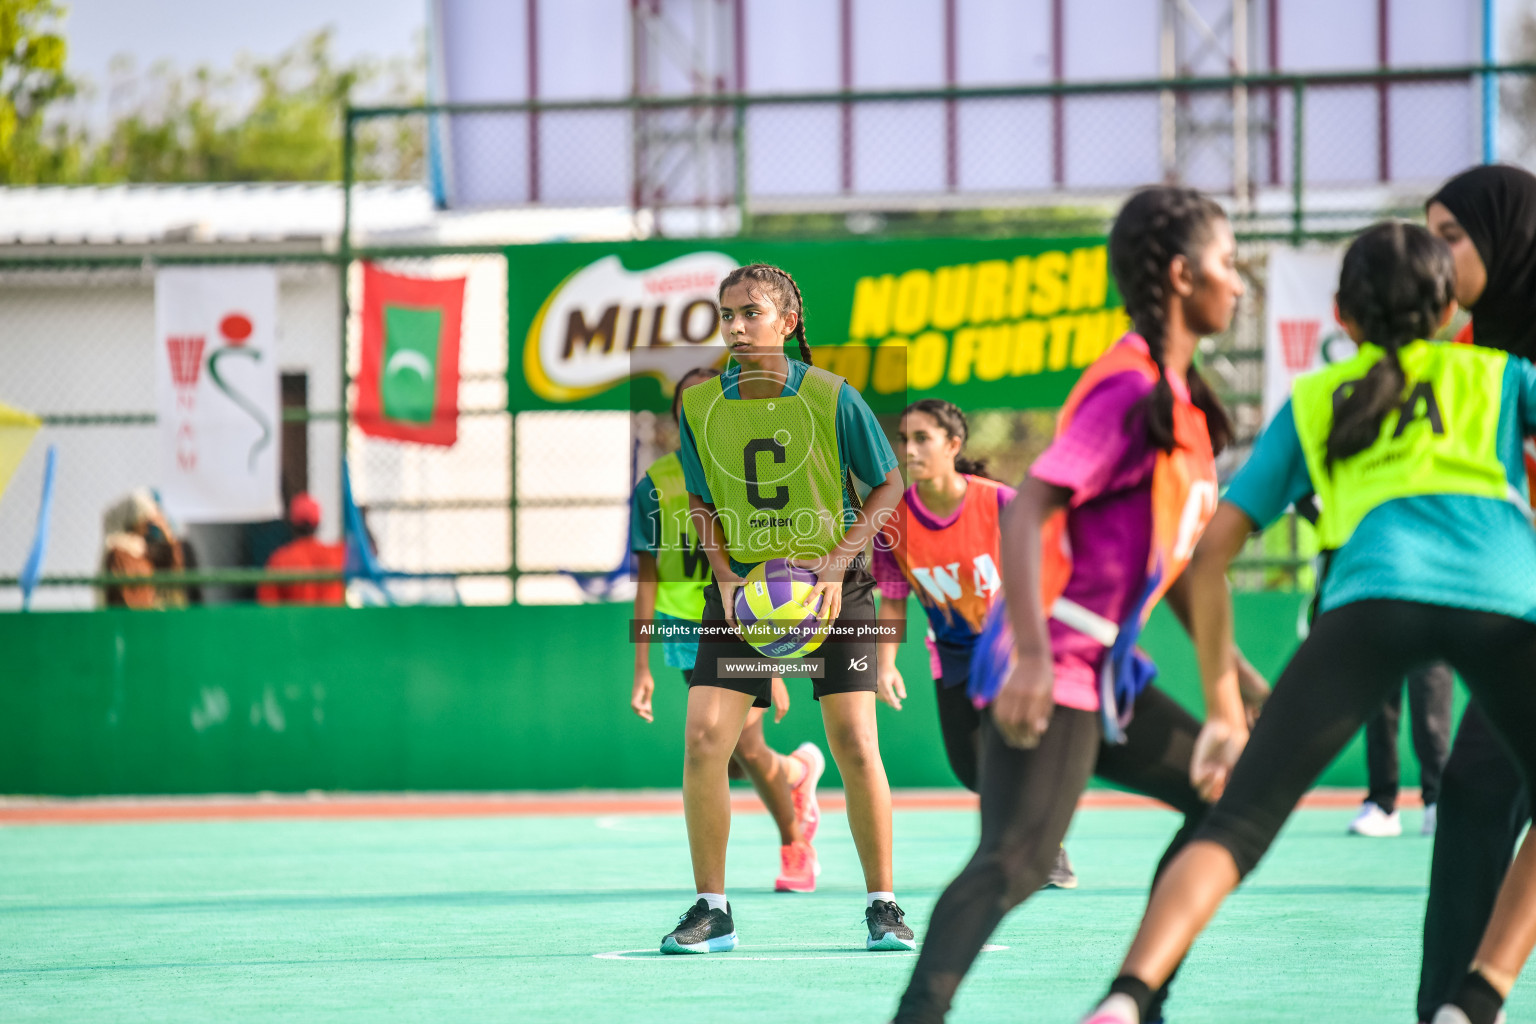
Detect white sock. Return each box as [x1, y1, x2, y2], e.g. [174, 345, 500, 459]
[697, 892, 727, 912]
[867, 891, 895, 907]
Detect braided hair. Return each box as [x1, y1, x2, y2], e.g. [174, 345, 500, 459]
[1108, 186, 1235, 455]
[1326, 221, 1455, 469]
[718, 263, 812, 364]
[903, 398, 991, 478]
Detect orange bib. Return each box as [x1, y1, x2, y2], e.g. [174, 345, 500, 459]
[970, 336, 1218, 741]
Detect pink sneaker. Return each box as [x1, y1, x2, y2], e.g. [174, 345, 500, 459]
[1081, 994, 1139, 1024]
[789, 742, 825, 843]
[774, 840, 820, 893]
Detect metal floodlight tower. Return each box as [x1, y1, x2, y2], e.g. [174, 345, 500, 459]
[1161, 0, 1258, 210]
[630, 0, 741, 235]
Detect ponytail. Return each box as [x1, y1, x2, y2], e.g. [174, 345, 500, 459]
[954, 454, 991, 477]
[1108, 186, 1235, 455]
[1326, 221, 1455, 469]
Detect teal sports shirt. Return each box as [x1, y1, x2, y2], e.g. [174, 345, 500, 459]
[1224, 356, 1536, 623]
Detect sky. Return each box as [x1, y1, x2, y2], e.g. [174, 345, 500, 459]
[60, 0, 427, 121]
[54, 0, 1536, 118]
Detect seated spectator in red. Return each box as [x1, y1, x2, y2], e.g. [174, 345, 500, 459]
[257, 493, 346, 606]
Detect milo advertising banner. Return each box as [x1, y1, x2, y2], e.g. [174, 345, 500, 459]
[507, 236, 1128, 413]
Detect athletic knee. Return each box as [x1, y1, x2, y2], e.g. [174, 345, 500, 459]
[980, 843, 1057, 907]
[731, 730, 773, 771]
[683, 724, 737, 771]
[826, 721, 881, 772]
[1191, 824, 1262, 881]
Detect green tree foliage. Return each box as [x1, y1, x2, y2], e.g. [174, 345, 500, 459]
[2, 21, 424, 185]
[85, 31, 423, 183]
[0, 0, 78, 184]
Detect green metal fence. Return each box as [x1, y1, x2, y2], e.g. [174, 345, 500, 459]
[6, 64, 1534, 606]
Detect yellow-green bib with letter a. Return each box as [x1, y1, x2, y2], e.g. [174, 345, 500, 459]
[1291, 340, 1513, 550]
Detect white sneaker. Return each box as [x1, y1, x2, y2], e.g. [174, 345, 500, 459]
[1348, 801, 1402, 837]
[1422, 803, 1438, 835]
[1428, 1007, 1506, 1024]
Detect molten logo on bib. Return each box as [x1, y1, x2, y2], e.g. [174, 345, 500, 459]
[523, 252, 738, 403]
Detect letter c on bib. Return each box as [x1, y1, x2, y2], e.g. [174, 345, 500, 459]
[744, 438, 790, 510]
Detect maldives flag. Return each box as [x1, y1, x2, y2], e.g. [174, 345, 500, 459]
[354, 263, 467, 446]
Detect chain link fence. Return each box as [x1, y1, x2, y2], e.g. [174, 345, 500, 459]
[0, 258, 345, 611]
[369, 64, 1536, 227]
[6, 67, 1532, 609]
[0, 236, 1392, 609]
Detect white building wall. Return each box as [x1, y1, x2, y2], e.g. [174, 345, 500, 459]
[0, 264, 342, 610]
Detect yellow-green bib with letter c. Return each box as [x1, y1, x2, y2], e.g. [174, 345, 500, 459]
[681, 363, 849, 565]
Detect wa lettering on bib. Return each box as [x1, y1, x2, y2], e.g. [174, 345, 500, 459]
[881, 475, 1008, 636]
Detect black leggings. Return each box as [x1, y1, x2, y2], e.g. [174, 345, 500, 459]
[895, 685, 1208, 1023]
[1197, 600, 1536, 880]
[1417, 702, 1532, 1021]
[935, 679, 982, 793]
[1363, 661, 1453, 812]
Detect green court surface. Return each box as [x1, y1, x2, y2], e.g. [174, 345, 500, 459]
[2, 802, 1529, 1023]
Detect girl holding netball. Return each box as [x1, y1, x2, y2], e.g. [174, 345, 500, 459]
[660, 263, 910, 955]
[629, 364, 826, 894]
[1080, 222, 1536, 1024]
[873, 399, 1077, 888]
[894, 186, 1245, 1023]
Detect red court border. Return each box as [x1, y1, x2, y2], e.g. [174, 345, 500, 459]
[0, 788, 1409, 827]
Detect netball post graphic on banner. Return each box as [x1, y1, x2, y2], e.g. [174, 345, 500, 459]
[1262, 247, 1355, 424]
[154, 266, 281, 522]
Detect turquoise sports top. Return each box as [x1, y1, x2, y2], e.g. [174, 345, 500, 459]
[1224, 356, 1536, 623]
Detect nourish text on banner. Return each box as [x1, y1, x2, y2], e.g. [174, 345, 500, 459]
[506, 236, 1127, 414]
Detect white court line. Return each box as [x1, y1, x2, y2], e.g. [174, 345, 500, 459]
[593, 815, 670, 832]
[594, 944, 1008, 961]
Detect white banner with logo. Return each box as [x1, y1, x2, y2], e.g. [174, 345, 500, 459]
[154, 266, 281, 522]
[1262, 247, 1357, 424]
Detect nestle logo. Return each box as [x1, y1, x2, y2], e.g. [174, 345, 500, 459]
[642, 271, 718, 295]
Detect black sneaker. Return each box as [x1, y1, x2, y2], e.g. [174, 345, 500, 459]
[660, 898, 738, 954]
[1045, 845, 1078, 890]
[865, 899, 916, 950]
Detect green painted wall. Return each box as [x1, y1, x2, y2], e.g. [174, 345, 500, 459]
[0, 596, 1458, 796]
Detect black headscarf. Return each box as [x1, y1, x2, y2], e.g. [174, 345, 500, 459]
[1428, 164, 1536, 360]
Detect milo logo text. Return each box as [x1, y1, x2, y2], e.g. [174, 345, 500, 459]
[526, 252, 738, 403]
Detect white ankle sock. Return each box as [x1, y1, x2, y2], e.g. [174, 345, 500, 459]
[867, 891, 895, 907]
[697, 892, 727, 912]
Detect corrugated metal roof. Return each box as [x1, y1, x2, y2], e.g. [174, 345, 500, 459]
[0, 183, 435, 247]
[0, 182, 655, 249]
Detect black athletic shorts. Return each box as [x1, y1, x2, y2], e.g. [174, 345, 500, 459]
[687, 563, 879, 708]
